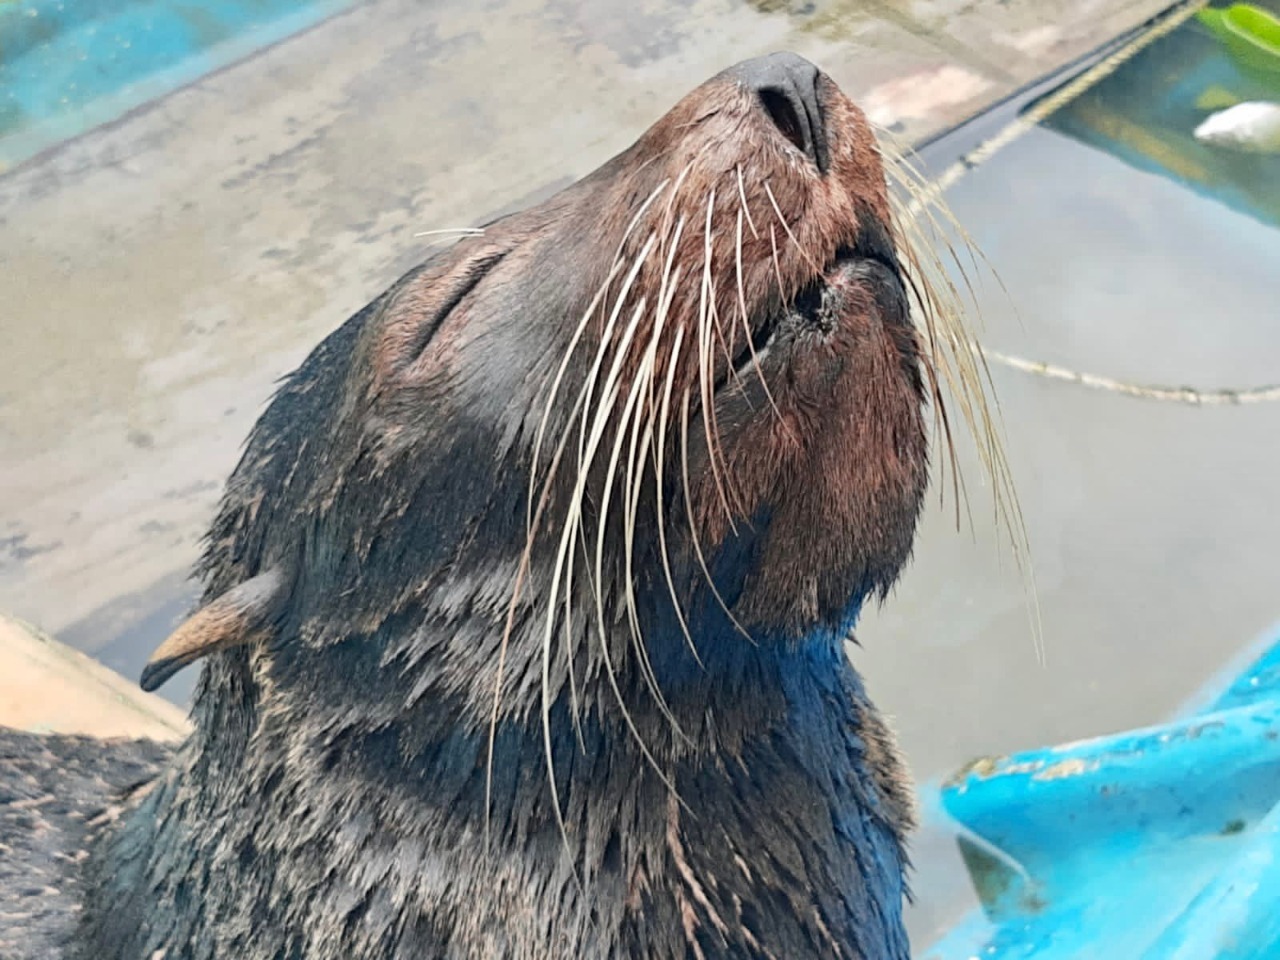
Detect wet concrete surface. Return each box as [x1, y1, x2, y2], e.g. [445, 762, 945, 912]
[9, 0, 1271, 950]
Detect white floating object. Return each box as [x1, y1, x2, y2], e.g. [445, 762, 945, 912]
[1193, 101, 1280, 154]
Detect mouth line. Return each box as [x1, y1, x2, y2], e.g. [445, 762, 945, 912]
[718, 238, 901, 390]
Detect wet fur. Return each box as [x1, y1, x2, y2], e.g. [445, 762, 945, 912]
[0, 730, 170, 960]
[4, 55, 928, 959]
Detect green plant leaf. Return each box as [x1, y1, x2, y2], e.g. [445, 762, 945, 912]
[1198, 3, 1280, 74]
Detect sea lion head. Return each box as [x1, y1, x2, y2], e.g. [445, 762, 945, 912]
[145, 52, 938, 721]
[114, 53, 970, 959]
[374, 52, 925, 634]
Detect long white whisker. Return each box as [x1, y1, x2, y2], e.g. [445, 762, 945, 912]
[735, 165, 760, 240]
[697, 188, 738, 530]
[678, 390, 755, 643]
[763, 182, 821, 274]
[600, 306, 685, 740]
[636, 212, 701, 667]
[735, 206, 781, 417]
[653, 325, 701, 665]
[412, 227, 486, 237]
[567, 292, 684, 797]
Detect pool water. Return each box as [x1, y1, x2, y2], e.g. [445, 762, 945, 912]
[875, 5, 1280, 948]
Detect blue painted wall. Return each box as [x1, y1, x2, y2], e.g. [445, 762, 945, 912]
[0, 0, 355, 171]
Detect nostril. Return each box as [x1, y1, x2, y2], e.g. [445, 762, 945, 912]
[758, 88, 810, 159]
[728, 53, 831, 172]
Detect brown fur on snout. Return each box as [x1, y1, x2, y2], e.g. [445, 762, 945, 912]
[355, 59, 927, 642]
[370, 63, 897, 400]
[704, 273, 927, 634]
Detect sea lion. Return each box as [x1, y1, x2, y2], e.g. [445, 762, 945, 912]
[0, 52, 989, 959]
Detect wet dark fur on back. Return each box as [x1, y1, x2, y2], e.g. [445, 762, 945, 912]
[3, 53, 931, 959]
[0, 731, 170, 960]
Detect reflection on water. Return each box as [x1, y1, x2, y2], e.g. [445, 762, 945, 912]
[1041, 0, 1280, 228]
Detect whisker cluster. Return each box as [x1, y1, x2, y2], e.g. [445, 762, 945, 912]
[479, 123, 1034, 868]
[875, 127, 1041, 662]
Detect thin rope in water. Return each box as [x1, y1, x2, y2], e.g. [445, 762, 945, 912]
[979, 348, 1280, 405]
[916, 0, 1280, 406]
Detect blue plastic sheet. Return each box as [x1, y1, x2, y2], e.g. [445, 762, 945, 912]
[925, 631, 1280, 959]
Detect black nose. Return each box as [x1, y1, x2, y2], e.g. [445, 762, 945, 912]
[728, 52, 830, 173]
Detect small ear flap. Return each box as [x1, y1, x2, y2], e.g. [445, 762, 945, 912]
[139, 568, 284, 692]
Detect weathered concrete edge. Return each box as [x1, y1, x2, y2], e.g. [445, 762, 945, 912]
[910, 0, 1190, 152]
[0, 612, 191, 740]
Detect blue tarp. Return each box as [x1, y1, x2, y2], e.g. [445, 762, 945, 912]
[925, 629, 1280, 959]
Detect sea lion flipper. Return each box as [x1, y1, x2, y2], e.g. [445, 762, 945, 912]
[139, 568, 284, 692]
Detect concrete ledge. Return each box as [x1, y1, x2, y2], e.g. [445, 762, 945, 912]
[0, 612, 190, 741]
